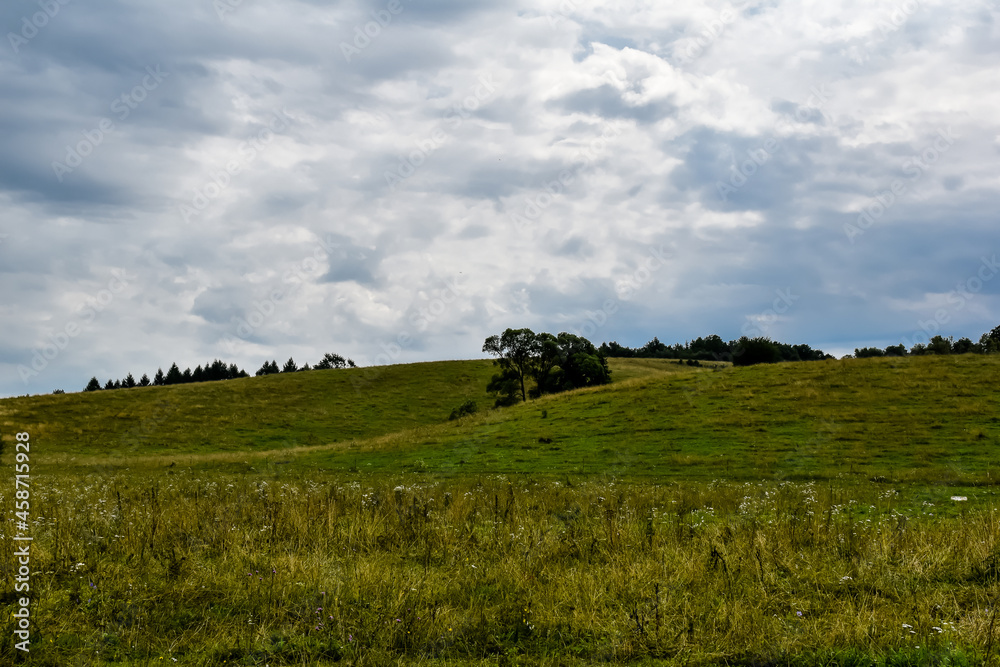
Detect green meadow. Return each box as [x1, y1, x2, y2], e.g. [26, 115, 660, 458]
[1, 355, 999, 665]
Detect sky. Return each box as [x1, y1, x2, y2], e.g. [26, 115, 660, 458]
[2, 0, 999, 397]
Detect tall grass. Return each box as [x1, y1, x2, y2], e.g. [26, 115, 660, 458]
[3, 472, 998, 665]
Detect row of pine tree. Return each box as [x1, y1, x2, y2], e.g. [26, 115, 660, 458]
[83, 353, 354, 392]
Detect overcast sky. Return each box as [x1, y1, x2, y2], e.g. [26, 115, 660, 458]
[2, 0, 999, 396]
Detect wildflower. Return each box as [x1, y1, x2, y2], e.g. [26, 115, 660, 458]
[902, 623, 912, 628]
[796, 611, 803, 617]
[951, 496, 967, 501]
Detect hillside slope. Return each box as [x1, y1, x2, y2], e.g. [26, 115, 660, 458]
[0, 357, 689, 461]
[0, 360, 497, 458]
[287, 354, 1000, 483]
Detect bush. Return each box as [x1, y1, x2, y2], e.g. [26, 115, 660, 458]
[449, 400, 479, 421]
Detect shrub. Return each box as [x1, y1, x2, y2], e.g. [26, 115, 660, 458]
[448, 400, 478, 421]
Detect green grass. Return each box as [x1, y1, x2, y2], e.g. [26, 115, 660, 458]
[0, 360, 501, 459]
[2, 354, 1000, 665]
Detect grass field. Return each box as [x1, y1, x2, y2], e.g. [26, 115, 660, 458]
[1, 355, 999, 665]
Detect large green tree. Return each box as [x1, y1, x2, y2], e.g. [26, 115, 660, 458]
[482, 328, 539, 403]
[483, 329, 611, 404]
[533, 332, 610, 396]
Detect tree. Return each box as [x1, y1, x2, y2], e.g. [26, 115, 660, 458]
[139, 373, 151, 387]
[315, 353, 347, 370]
[85, 377, 102, 392]
[982, 326, 1000, 354]
[884, 344, 908, 357]
[181, 368, 193, 383]
[953, 337, 975, 355]
[165, 363, 183, 385]
[105, 379, 115, 390]
[533, 332, 610, 395]
[192, 365, 205, 382]
[112, 379, 122, 389]
[123, 373, 137, 388]
[486, 368, 523, 407]
[282, 357, 298, 373]
[256, 360, 280, 376]
[732, 337, 782, 366]
[927, 335, 953, 355]
[854, 347, 884, 358]
[153, 368, 165, 386]
[483, 328, 539, 403]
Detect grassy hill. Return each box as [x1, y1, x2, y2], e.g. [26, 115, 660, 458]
[286, 353, 1000, 485]
[3, 354, 1000, 666]
[7, 354, 998, 486]
[0, 357, 697, 464]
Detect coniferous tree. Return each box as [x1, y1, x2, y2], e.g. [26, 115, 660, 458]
[282, 357, 298, 373]
[85, 377, 102, 392]
[123, 373, 137, 388]
[192, 365, 205, 382]
[164, 363, 183, 385]
[105, 379, 115, 390]
[181, 368, 193, 383]
[256, 360, 280, 376]
[139, 373, 151, 387]
[154, 368, 165, 385]
[112, 379, 122, 389]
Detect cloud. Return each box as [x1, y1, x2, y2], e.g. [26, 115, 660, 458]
[2, 0, 999, 396]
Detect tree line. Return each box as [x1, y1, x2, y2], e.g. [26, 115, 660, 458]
[853, 325, 1000, 358]
[82, 352, 355, 392]
[600, 334, 832, 366]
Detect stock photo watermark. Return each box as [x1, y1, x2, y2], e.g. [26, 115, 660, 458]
[51, 65, 170, 182]
[340, 0, 412, 62]
[179, 108, 294, 223]
[220, 233, 345, 352]
[384, 73, 499, 192]
[349, 275, 467, 393]
[740, 289, 799, 338]
[844, 128, 955, 243]
[899, 254, 998, 350]
[18, 269, 135, 383]
[509, 116, 627, 233]
[12, 430, 33, 652]
[7, 0, 73, 54]
[717, 84, 832, 202]
[570, 244, 673, 340]
[675, 1, 750, 65]
[215, 0, 249, 22]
